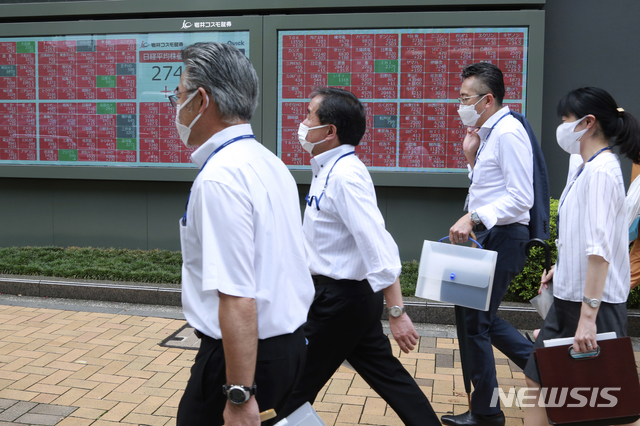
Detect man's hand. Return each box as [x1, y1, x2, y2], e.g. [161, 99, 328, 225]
[463, 127, 481, 167]
[389, 314, 419, 354]
[223, 398, 260, 426]
[449, 212, 474, 244]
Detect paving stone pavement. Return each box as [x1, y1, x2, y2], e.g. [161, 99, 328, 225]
[0, 303, 638, 426]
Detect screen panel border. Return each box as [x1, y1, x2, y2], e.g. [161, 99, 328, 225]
[0, 0, 546, 20]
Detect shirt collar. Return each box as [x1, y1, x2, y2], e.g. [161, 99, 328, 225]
[478, 105, 510, 140]
[310, 144, 355, 175]
[190, 123, 254, 168]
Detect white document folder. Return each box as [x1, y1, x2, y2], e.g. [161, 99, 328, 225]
[543, 331, 617, 348]
[274, 402, 325, 426]
[415, 239, 498, 311]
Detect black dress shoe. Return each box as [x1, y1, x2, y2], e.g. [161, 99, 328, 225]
[441, 411, 505, 426]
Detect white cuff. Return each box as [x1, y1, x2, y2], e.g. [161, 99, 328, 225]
[476, 205, 497, 230]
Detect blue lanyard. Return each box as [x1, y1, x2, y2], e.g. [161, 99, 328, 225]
[306, 151, 355, 211]
[557, 146, 612, 223]
[181, 134, 254, 226]
[470, 111, 510, 184]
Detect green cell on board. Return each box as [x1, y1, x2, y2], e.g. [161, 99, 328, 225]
[328, 73, 351, 86]
[117, 138, 137, 151]
[16, 41, 36, 54]
[375, 60, 398, 73]
[97, 75, 117, 88]
[97, 102, 117, 115]
[58, 150, 78, 162]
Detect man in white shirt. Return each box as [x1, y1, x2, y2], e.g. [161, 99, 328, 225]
[174, 42, 314, 426]
[279, 87, 440, 426]
[444, 63, 535, 426]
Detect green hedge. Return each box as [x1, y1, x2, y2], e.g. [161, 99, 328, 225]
[401, 197, 640, 309]
[0, 246, 182, 284]
[0, 203, 638, 310]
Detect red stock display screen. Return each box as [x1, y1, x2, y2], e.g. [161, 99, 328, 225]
[277, 28, 528, 172]
[0, 29, 249, 167]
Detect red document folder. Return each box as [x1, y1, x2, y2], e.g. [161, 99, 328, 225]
[534, 337, 640, 425]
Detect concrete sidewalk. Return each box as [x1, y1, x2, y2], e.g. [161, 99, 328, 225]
[0, 296, 637, 426]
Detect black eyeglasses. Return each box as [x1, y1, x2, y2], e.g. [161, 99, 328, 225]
[168, 89, 198, 109]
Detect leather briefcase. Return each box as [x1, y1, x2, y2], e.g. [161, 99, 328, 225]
[534, 337, 640, 426]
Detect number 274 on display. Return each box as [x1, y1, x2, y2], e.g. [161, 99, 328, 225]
[150, 65, 183, 81]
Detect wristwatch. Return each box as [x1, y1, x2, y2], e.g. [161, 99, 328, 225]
[388, 305, 406, 318]
[222, 384, 256, 405]
[583, 296, 600, 309]
[470, 211, 482, 225]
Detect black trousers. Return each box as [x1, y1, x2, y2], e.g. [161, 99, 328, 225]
[279, 277, 440, 426]
[465, 223, 534, 415]
[176, 326, 306, 426]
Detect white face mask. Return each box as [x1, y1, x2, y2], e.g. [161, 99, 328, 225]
[175, 90, 208, 148]
[556, 116, 588, 154]
[457, 94, 488, 127]
[298, 123, 329, 155]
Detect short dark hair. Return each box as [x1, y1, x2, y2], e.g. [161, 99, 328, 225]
[309, 87, 366, 146]
[557, 87, 640, 164]
[461, 62, 505, 105]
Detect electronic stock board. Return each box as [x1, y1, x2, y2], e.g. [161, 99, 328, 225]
[0, 11, 544, 186]
[262, 12, 544, 186]
[277, 28, 527, 172]
[0, 29, 249, 167]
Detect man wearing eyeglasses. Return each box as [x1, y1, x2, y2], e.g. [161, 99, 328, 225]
[174, 42, 314, 426]
[279, 87, 440, 426]
[444, 62, 534, 426]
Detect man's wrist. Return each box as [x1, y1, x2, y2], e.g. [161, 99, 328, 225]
[223, 384, 256, 405]
[388, 305, 406, 318]
[470, 210, 482, 226]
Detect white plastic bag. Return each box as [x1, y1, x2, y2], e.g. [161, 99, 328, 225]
[529, 282, 553, 320]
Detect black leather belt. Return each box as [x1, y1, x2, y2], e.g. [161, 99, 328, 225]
[194, 326, 305, 342]
[473, 223, 487, 232]
[311, 275, 340, 286]
[311, 275, 373, 295]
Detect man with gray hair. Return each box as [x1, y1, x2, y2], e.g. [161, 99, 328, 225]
[174, 42, 314, 426]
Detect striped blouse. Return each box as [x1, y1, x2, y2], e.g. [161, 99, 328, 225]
[555, 151, 630, 303]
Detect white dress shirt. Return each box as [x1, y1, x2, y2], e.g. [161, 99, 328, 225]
[468, 106, 534, 229]
[180, 123, 314, 339]
[303, 143, 401, 293]
[555, 150, 629, 303]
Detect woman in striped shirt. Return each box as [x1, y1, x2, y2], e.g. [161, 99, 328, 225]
[523, 87, 640, 425]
